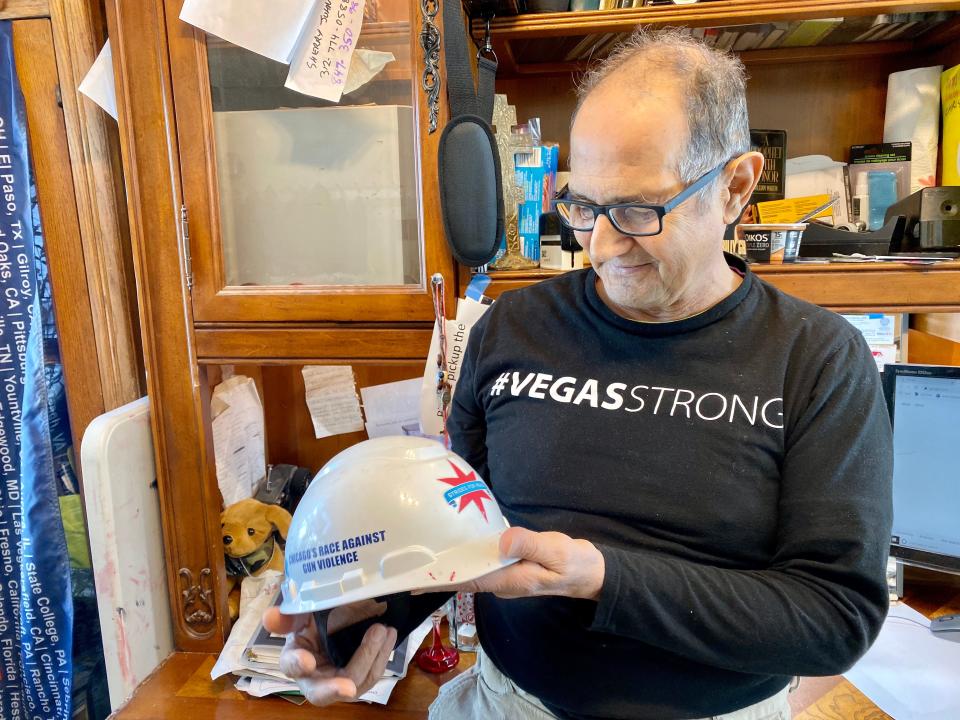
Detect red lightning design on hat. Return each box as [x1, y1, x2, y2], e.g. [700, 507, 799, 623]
[437, 461, 491, 522]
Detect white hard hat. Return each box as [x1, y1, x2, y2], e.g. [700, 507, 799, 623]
[280, 436, 516, 614]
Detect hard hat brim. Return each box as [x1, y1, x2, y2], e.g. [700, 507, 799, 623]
[279, 532, 519, 615]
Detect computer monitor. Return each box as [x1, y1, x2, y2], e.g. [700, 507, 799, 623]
[882, 364, 960, 574]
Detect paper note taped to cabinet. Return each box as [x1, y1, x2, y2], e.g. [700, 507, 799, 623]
[211, 375, 267, 506]
[78, 40, 117, 120]
[360, 378, 422, 438]
[301, 366, 364, 439]
[286, 0, 367, 102]
[180, 0, 315, 63]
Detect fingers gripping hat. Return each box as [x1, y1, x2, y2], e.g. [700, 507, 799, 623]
[280, 436, 516, 614]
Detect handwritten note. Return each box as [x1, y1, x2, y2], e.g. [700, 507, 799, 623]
[285, 0, 367, 102]
[180, 0, 316, 63]
[301, 365, 364, 439]
[211, 375, 267, 506]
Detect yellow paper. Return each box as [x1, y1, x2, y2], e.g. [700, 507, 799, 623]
[756, 194, 832, 224]
[941, 64, 960, 185]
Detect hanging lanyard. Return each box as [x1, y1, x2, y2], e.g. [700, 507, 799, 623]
[431, 273, 453, 447]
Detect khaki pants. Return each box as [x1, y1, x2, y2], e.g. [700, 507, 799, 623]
[428, 647, 793, 720]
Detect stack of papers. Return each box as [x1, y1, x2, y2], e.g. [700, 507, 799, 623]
[844, 602, 960, 720]
[211, 574, 433, 705]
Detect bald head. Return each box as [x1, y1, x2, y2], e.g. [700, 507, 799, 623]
[573, 28, 750, 185]
[570, 76, 687, 206]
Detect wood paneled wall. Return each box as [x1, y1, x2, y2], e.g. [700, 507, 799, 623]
[496, 41, 957, 171]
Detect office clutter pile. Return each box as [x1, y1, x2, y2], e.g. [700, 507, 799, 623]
[476, 93, 573, 272]
[727, 62, 960, 265]
[210, 574, 435, 705]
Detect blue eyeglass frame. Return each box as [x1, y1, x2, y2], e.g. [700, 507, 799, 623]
[554, 159, 730, 237]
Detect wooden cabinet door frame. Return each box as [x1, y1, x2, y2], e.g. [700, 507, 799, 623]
[162, 0, 456, 323]
[107, 0, 229, 650]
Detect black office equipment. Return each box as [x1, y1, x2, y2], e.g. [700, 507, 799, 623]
[881, 364, 960, 575]
[885, 186, 960, 251]
[255, 464, 312, 515]
[798, 215, 904, 257]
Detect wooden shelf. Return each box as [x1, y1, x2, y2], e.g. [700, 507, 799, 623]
[477, 262, 960, 312]
[482, 2, 960, 37]
[476, 1, 960, 74]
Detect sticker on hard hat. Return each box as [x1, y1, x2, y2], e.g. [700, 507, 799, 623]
[288, 530, 387, 575]
[437, 461, 492, 521]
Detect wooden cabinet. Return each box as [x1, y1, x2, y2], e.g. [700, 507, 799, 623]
[162, 0, 453, 323]
[106, 0, 960, 659]
[106, 0, 446, 652]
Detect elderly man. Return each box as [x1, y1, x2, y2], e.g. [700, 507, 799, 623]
[265, 29, 893, 720]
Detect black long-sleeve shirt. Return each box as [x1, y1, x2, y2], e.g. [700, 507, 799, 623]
[447, 255, 893, 720]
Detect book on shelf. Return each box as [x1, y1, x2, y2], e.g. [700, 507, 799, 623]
[737, 129, 787, 226]
[819, 15, 888, 45]
[563, 32, 610, 62]
[899, 11, 952, 40]
[551, 11, 955, 63]
[642, 0, 725, 5]
[779, 18, 843, 48]
[942, 64, 960, 186]
[749, 129, 787, 204]
[757, 22, 793, 49]
[732, 26, 770, 52]
[716, 29, 738, 51]
[701, 27, 720, 48]
[881, 14, 923, 40]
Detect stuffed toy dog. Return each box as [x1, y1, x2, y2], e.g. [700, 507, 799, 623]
[221, 498, 292, 620]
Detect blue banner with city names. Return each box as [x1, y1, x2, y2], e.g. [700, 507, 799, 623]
[0, 21, 73, 719]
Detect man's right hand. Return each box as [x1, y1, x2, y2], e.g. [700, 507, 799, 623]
[262, 602, 398, 706]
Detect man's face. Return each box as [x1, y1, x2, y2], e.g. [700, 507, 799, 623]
[569, 78, 729, 320]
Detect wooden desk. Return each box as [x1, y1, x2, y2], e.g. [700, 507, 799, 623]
[112, 568, 960, 720]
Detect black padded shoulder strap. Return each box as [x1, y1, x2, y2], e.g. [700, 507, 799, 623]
[442, 0, 497, 123]
[437, 0, 503, 267]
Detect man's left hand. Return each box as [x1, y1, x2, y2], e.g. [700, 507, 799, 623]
[445, 527, 605, 601]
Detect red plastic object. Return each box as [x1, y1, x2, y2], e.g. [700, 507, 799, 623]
[415, 615, 459, 673]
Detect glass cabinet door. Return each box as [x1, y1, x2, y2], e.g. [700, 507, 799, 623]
[166, 0, 451, 322]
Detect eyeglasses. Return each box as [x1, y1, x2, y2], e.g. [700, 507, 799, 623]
[553, 160, 729, 237]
